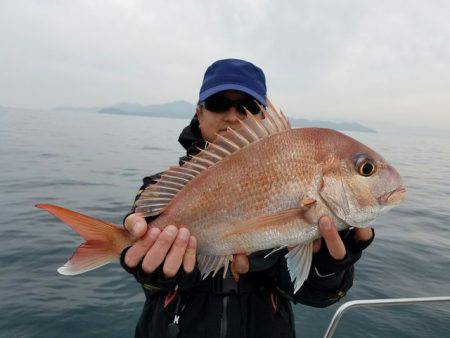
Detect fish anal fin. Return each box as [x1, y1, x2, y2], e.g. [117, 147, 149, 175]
[197, 254, 233, 279]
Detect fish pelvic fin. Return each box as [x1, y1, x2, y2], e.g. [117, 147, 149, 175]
[285, 242, 313, 293]
[135, 99, 290, 217]
[36, 204, 132, 275]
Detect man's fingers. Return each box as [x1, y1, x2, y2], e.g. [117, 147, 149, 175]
[231, 254, 249, 275]
[182, 236, 197, 274]
[124, 213, 148, 239]
[354, 226, 374, 242]
[319, 216, 346, 260]
[142, 225, 178, 274]
[124, 227, 161, 268]
[163, 227, 190, 278]
[312, 238, 322, 253]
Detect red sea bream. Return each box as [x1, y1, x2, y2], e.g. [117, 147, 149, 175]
[37, 100, 405, 292]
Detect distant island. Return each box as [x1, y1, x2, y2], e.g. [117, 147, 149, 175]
[98, 101, 195, 119]
[52, 105, 101, 112]
[1, 101, 376, 133]
[97, 101, 376, 133]
[289, 118, 376, 133]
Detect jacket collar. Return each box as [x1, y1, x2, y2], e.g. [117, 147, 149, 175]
[178, 115, 206, 165]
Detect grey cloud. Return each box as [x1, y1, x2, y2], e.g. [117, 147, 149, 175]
[0, 0, 449, 128]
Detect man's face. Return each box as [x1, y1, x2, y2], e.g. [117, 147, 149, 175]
[197, 90, 260, 142]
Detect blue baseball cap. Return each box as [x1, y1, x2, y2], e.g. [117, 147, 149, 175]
[199, 59, 267, 106]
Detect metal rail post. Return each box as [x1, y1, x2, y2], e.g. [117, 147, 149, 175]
[324, 296, 450, 338]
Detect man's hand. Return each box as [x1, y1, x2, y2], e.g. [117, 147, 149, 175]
[123, 213, 197, 278]
[231, 253, 250, 280]
[122, 214, 373, 280]
[313, 215, 374, 259]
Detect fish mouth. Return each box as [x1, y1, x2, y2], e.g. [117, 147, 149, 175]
[378, 186, 406, 205]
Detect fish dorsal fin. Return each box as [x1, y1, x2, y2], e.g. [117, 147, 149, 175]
[135, 99, 290, 217]
[135, 167, 198, 216]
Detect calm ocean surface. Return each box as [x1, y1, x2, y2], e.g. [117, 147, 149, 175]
[1, 108, 449, 338]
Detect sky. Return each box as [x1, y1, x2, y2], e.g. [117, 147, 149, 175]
[1, 0, 449, 129]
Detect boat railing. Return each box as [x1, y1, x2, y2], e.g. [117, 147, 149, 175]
[324, 296, 450, 338]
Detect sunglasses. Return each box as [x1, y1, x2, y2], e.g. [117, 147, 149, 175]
[200, 94, 261, 115]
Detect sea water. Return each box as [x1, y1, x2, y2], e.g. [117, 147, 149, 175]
[0, 108, 449, 337]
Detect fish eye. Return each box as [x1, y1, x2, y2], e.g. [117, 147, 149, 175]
[357, 160, 377, 176]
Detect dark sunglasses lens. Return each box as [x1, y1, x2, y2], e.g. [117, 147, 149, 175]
[204, 96, 231, 113]
[239, 99, 260, 115]
[203, 95, 261, 115]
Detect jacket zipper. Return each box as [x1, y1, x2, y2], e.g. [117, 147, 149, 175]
[220, 296, 228, 338]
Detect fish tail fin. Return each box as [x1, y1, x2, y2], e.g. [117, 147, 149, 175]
[36, 204, 132, 275]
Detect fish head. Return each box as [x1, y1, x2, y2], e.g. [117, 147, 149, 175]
[319, 131, 406, 228]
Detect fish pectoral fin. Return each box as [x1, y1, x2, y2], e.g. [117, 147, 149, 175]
[222, 207, 311, 239]
[197, 254, 233, 279]
[285, 242, 313, 293]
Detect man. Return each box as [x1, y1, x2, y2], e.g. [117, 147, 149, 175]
[121, 59, 374, 338]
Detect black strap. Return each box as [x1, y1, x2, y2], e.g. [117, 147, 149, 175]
[196, 272, 272, 295]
